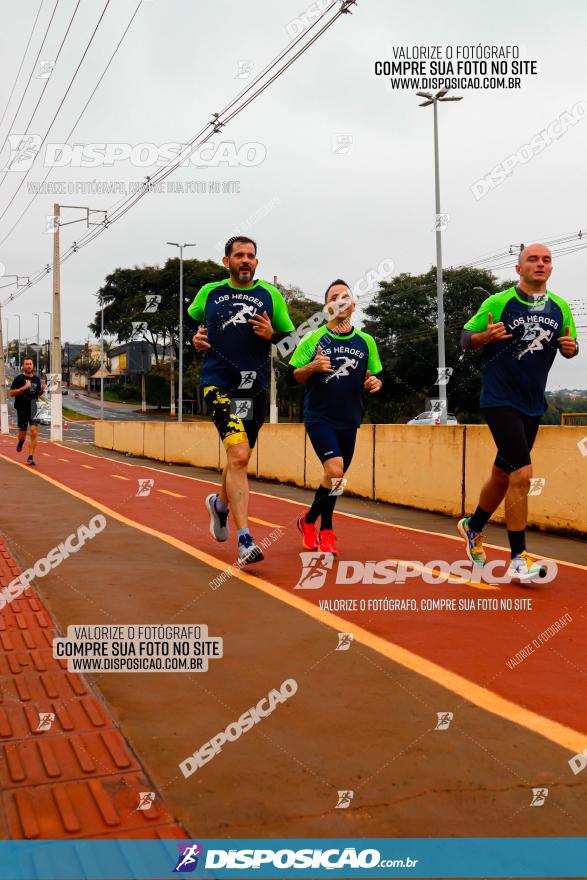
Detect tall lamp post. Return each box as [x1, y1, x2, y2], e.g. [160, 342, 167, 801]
[33, 313, 40, 374]
[43, 311, 52, 376]
[166, 242, 196, 422]
[98, 294, 105, 422]
[416, 88, 462, 424]
[14, 314, 21, 370]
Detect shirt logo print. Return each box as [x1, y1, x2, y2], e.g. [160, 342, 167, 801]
[324, 356, 359, 382]
[221, 303, 257, 329]
[516, 322, 554, 360]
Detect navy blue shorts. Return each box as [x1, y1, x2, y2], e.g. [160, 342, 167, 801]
[306, 422, 357, 471]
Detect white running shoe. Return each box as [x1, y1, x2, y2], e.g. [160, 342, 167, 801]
[506, 552, 546, 583]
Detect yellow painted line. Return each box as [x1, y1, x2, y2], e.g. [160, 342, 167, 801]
[81, 464, 95, 470]
[157, 488, 185, 499]
[399, 560, 499, 592]
[250, 516, 283, 529]
[0, 450, 584, 755]
[63, 443, 587, 573]
[112, 474, 130, 481]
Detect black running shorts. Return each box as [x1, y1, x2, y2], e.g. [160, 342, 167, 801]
[203, 385, 266, 450]
[481, 406, 541, 473]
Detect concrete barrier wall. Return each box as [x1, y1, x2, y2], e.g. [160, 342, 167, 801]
[94, 421, 587, 534]
[374, 425, 463, 516]
[465, 425, 587, 533]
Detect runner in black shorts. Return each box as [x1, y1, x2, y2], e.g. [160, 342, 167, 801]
[188, 236, 294, 564]
[289, 280, 382, 555]
[202, 385, 266, 451]
[10, 357, 45, 466]
[458, 244, 578, 581]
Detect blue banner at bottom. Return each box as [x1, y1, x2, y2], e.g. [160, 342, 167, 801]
[0, 838, 585, 879]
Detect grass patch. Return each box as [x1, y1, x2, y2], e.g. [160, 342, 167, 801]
[62, 406, 95, 421]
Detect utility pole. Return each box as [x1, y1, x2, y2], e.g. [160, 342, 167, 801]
[0, 305, 8, 434]
[166, 242, 196, 422]
[270, 274, 279, 423]
[50, 203, 62, 441]
[50, 204, 106, 441]
[416, 88, 463, 424]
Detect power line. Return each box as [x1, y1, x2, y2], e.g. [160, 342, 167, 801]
[0, 0, 61, 159]
[0, 0, 112, 224]
[1, 0, 349, 306]
[0, 0, 82, 193]
[0, 1, 143, 248]
[0, 0, 45, 134]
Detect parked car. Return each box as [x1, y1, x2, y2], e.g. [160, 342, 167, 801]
[407, 411, 459, 425]
[35, 407, 51, 426]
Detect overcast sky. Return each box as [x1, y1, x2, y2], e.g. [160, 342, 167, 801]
[0, 0, 585, 390]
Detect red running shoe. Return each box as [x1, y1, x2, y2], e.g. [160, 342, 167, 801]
[297, 514, 318, 550]
[318, 529, 338, 555]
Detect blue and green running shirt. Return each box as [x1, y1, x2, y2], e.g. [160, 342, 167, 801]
[289, 324, 383, 429]
[187, 278, 294, 390]
[464, 286, 578, 416]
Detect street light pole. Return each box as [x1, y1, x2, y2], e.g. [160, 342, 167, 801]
[100, 295, 104, 421]
[0, 305, 8, 434]
[15, 314, 21, 370]
[416, 88, 462, 424]
[167, 242, 196, 422]
[43, 311, 51, 376]
[34, 313, 40, 374]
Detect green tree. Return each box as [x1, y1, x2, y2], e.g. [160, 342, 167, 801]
[89, 258, 227, 365]
[363, 267, 517, 423]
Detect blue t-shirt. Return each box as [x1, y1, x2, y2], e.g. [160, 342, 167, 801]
[464, 286, 578, 416]
[187, 278, 294, 391]
[289, 324, 383, 429]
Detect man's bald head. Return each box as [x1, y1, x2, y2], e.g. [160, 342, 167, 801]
[516, 243, 552, 290]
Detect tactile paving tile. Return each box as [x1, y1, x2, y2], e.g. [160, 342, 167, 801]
[0, 729, 140, 788]
[3, 773, 177, 839]
[0, 696, 111, 741]
[0, 533, 187, 839]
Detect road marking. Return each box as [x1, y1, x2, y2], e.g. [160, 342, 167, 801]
[81, 464, 95, 470]
[112, 474, 130, 481]
[0, 450, 584, 755]
[58, 457, 69, 462]
[250, 516, 283, 529]
[157, 488, 185, 498]
[64, 444, 587, 573]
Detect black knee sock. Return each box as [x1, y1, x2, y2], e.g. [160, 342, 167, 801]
[508, 530, 526, 558]
[306, 485, 331, 524]
[468, 505, 492, 533]
[319, 494, 338, 531]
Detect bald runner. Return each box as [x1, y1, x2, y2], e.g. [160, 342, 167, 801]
[457, 244, 579, 582]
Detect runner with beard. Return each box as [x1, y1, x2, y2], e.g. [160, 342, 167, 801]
[188, 236, 294, 564]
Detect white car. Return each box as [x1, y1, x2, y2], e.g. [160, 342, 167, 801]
[407, 411, 459, 425]
[34, 406, 52, 426]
